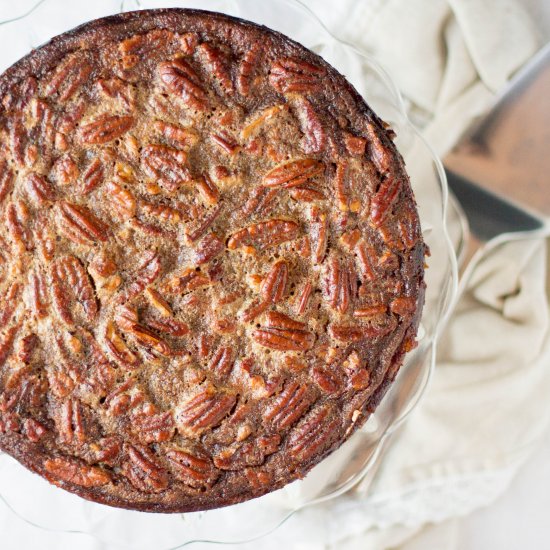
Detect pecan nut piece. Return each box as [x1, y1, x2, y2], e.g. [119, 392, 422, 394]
[44, 53, 92, 102]
[97, 77, 135, 110]
[166, 449, 220, 488]
[52, 155, 79, 186]
[25, 173, 56, 204]
[80, 158, 105, 194]
[240, 187, 279, 218]
[263, 380, 316, 430]
[309, 207, 328, 265]
[0, 325, 18, 371]
[0, 159, 14, 205]
[141, 145, 191, 192]
[240, 299, 268, 323]
[263, 159, 324, 188]
[370, 175, 401, 227]
[105, 181, 136, 219]
[194, 233, 225, 265]
[328, 316, 397, 343]
[16, 333, 39, 364]
[365, 122, 392, 174]
[328, 324, 369, 343]
[122, 444, 169, 493]
[196, 174, 221, 204]
[324, 256, 357, 314]
[104, 321, 139, 369]
[0, 364, 46, 412]
[390, 296, 417, 316]
[343, 351, 371, 390]
[115, 250, 161, 304]
[6, 200, 31, 248]
[289, 186, 326, 202]
[2, 76, 37, 113]
[294, 97, 327, 154]
[79, 114, 134, 144]
[241, 104, 287, 140]
[154, 120, 198, 150]
[23, 418, 48, 442]
[207, 346, 235, 379]
[312, 366, 344, 394]
[44, 457, 111, 487]
[333, 160, 350, 212]
[353, 304, 387, 318]
[51, 256, 98, 326]
[198, 42, 234, 94]
[213, 434, 281, 470]
[235, 43, 261, 95]
[176, 390, 236, 436]
[92, 436, 123, 466]
[253, 311, 314, 352]
[187, 203, 223, 242]
[163, 269, 212, 295]
[269, 57, 325, 94]
[119, 29, 176, 68]
[54, 398, 91, 445]
[260, 260, 289, 304]
[344, 133, 367, 156]
[397, 208, 421, 249]
[145, 315, 189, 338]
[132, 409, 176, 444]
[158, 59, 209, 111]
[288, 404, 341, 462]
[295, 281, 313, 315]
[124, 322, 172, 357]
[57, 201, 109, 244]
[140, 200, 183, 224]
[355, 239, 378, 282]
[211, 132, 239, 155]
[227, 219, 300, 251]
[46, 366, 75, 399]
[0, 282, 22, 330]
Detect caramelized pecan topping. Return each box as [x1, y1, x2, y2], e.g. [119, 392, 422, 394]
[0, 11, 424, 513]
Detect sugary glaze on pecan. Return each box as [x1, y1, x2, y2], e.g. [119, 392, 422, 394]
[0, 9, 426, 512]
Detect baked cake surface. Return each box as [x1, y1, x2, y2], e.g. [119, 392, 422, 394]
[0, 9, 425, 512]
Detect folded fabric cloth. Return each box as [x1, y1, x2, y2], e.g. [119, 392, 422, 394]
[306, 0, 540, 151]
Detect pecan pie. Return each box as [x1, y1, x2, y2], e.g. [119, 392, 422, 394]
[0, 9, 426, 512]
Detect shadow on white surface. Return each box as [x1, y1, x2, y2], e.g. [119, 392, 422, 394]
[457, 426, 550, 549]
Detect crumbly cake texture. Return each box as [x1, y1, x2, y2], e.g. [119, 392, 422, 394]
[0, 9, 425, 512]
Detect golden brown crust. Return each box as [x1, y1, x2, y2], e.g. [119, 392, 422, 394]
[0, 8, 425, 512]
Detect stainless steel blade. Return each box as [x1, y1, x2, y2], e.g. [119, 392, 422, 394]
[444, 42, 550, 241]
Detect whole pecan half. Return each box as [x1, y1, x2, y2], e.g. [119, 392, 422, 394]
[79, 114, 133, 144]
[263, 159, 324, 188]
[253, 311, 314, 352]
[228, 219, 300, 250]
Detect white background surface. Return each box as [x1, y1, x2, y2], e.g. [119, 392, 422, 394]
[458, 425, 550, 549]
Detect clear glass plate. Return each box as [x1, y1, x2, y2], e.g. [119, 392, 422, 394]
[0, 0, 461, 547]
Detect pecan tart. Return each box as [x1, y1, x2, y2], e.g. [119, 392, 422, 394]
[0, 9, 426, 512]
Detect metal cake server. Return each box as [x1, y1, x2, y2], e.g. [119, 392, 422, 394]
[444, 42, 550, 244]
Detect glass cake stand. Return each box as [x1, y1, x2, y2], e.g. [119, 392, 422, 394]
[0, 0, 462, 547]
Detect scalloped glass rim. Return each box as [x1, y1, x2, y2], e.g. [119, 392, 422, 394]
[0, 0, 461, 547]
